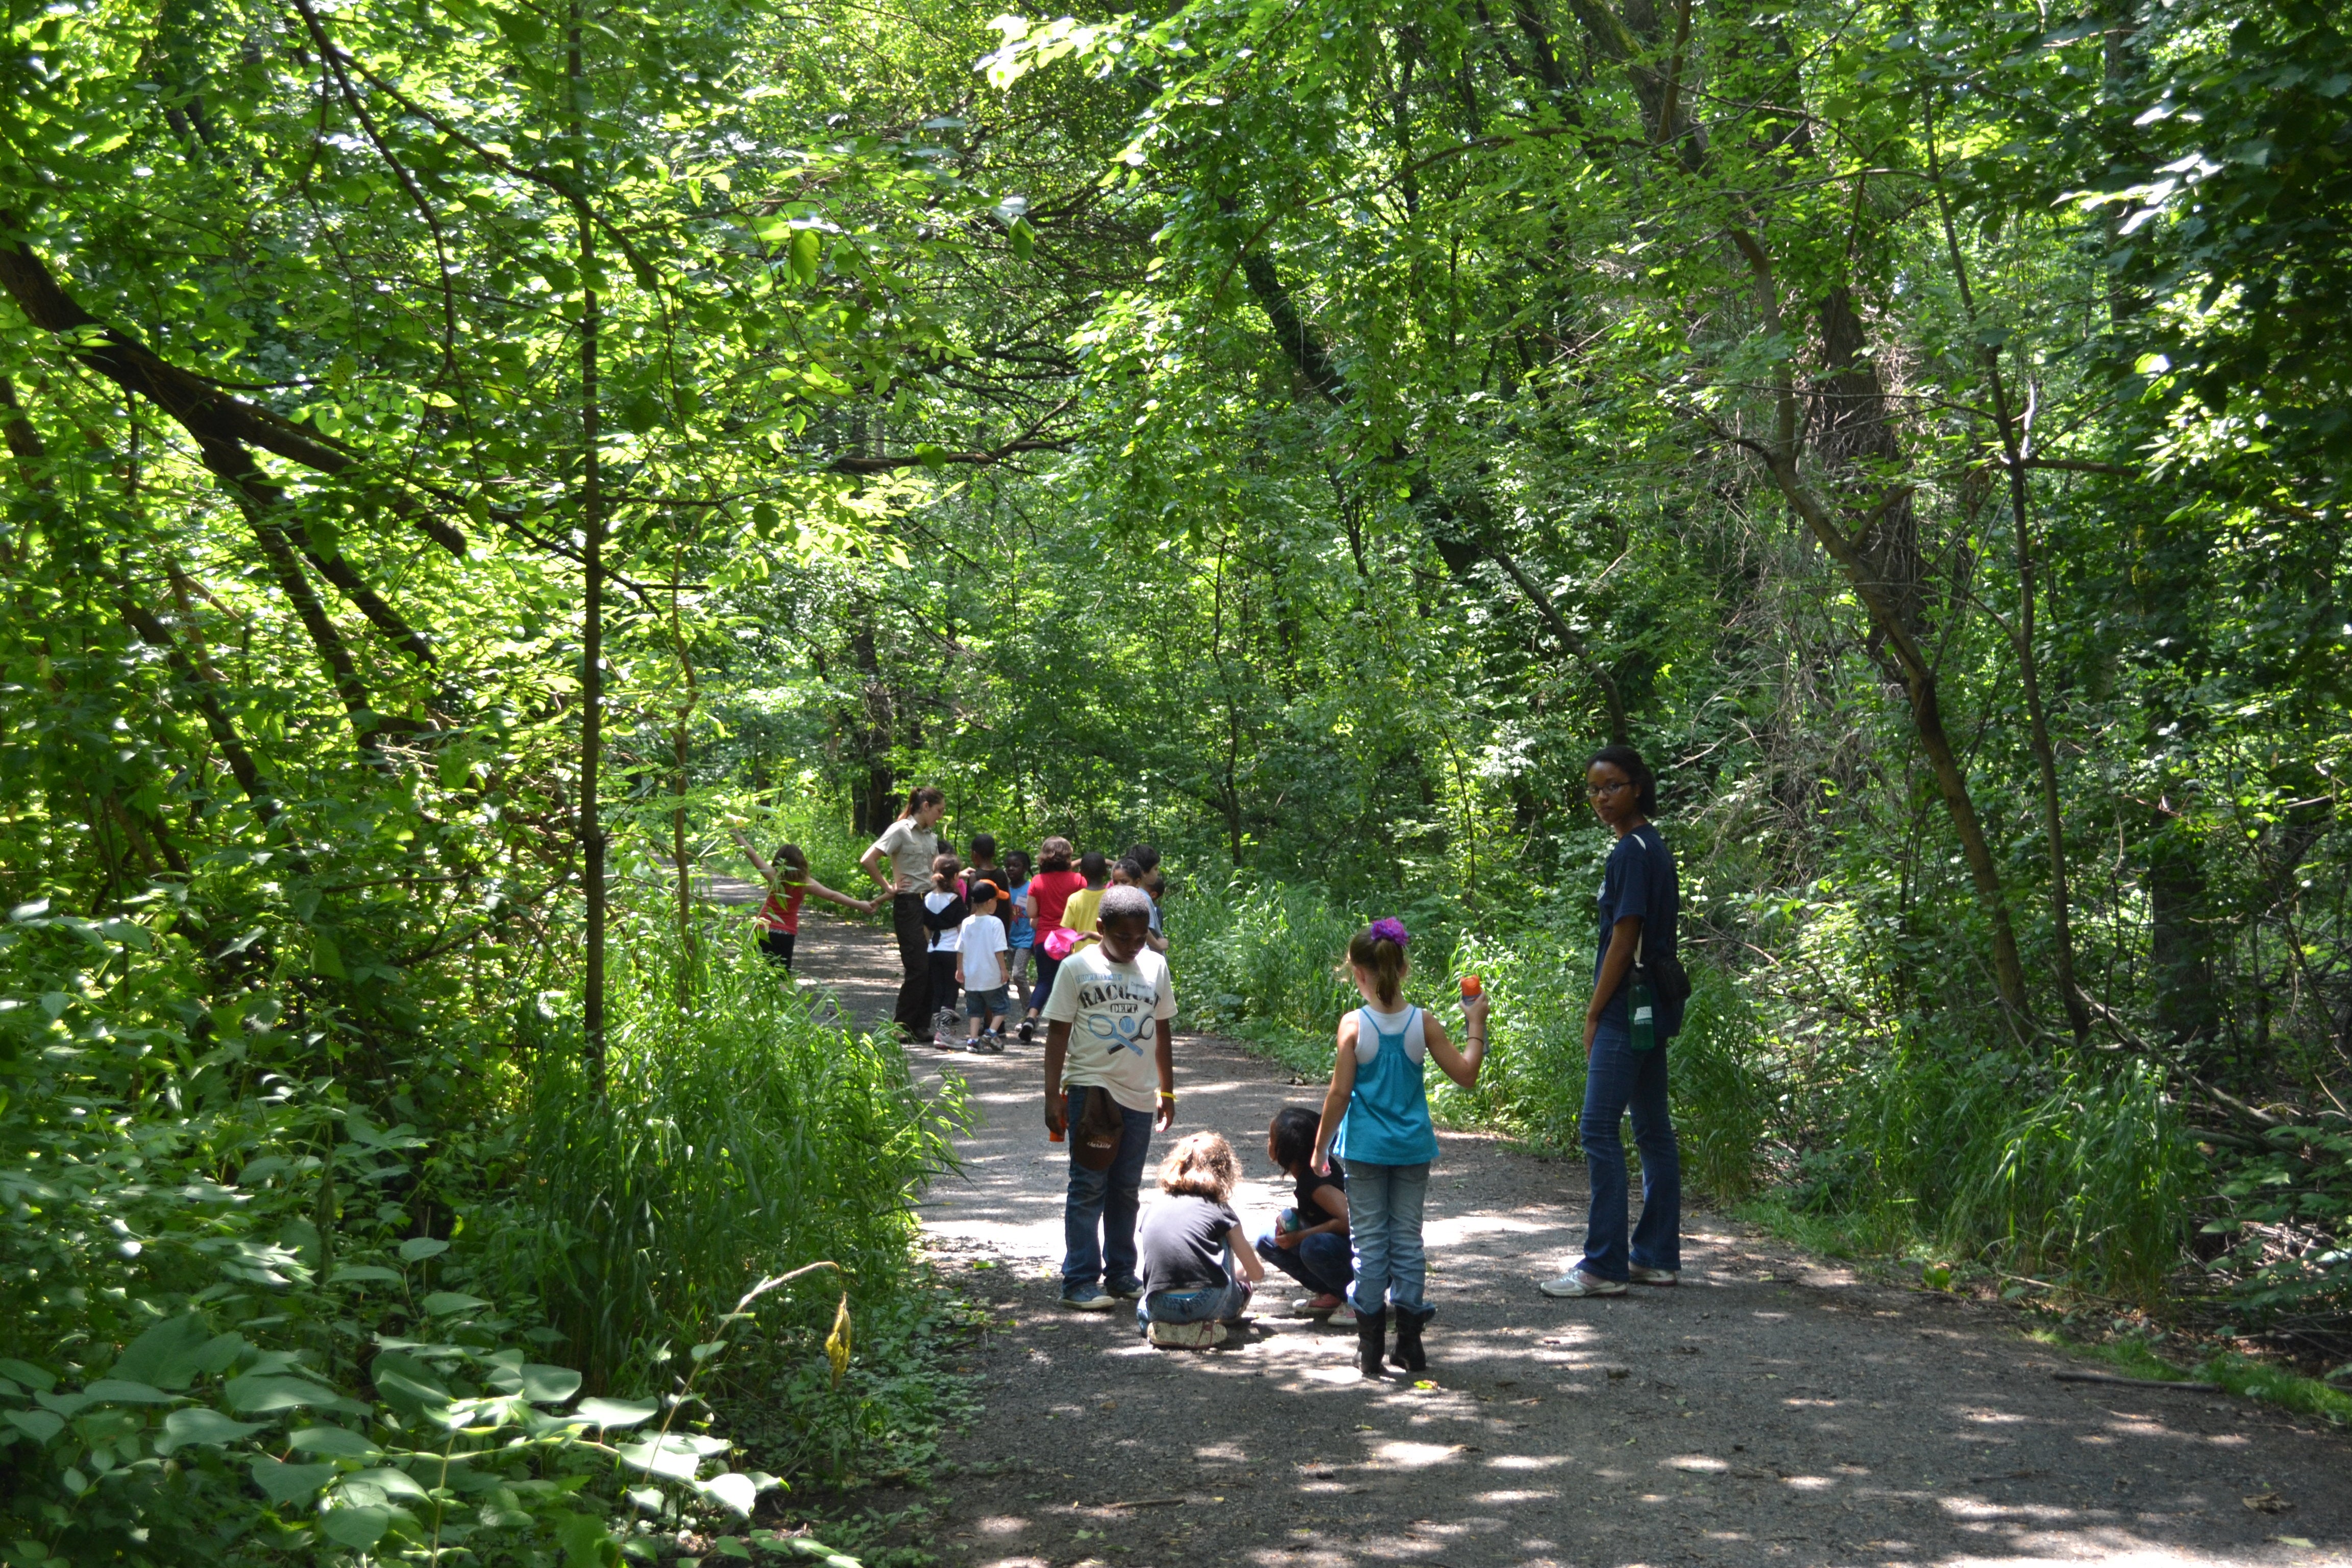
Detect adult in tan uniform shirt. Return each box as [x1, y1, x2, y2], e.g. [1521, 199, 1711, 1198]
[860, 786, 946, 1040]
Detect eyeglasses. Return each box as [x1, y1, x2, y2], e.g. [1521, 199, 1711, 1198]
[1587, 780, 1632, 798]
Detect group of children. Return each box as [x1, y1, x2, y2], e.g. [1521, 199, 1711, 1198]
[1048, 895, 1499, 1376]
[911, 835, 1169, 1052]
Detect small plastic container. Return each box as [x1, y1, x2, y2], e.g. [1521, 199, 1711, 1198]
[1460, 974, 1483, 1000]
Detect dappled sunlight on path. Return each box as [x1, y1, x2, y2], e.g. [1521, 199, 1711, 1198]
[790, 919, 2350, 1568]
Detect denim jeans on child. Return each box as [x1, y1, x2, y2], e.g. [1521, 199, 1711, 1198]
[1344, 1160, 1430, 1316]
[1254, 1229, 1353, 1298]
[1135, 1245, 1254, 1333]
[1578, 1019, 1681, 1281]
[1062, 1086, 1153, 1293]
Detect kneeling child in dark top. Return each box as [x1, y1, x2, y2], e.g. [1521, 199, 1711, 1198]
[1257, 1105, 1354, 1325]
[1135, 1132, 1263, 1349]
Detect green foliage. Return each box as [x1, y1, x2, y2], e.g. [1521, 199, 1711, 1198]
[2207, 1118, 2352, 1323]
[487, 918, 965, 1391]
[0, 901, 868, 1564]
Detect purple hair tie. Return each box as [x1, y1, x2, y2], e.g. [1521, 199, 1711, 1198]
[1369, 917, 1410, 947]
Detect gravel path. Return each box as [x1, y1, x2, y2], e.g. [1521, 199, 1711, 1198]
[788, 914, 2349, 1568]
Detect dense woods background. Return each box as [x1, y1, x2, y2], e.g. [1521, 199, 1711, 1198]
[2, 0, 2348, 1558]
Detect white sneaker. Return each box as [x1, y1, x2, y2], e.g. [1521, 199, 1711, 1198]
[1289, 1295, 1344, 1317]
[1147, 1320, 1228, 1349]
[1539, 1269, 1627, 1297]
[1326, 1303, 1358, 1328]
[1629, 1265, 1679, 1286]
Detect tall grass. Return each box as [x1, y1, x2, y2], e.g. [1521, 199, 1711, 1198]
[1835, 1047, 2196, 1300]
[484, 918, 965, 1390]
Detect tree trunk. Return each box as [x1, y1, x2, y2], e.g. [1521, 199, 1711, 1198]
[571, 5, 606, 1084]
[1925, 112, 2092, 1040]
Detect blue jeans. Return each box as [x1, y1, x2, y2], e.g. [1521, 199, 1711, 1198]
[1255, 1230, 1353, 1297]
[1580, 1023, 1681, 1281]
[1136, 1246, 1254, 1332]
[1344, 1160, 1430, 1317]
[1062, 1087, 1153, 1292]
[1031, 950, 1063, 1017]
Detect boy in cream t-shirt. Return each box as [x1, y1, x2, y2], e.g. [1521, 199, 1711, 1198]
[1042, 886, 1177, 1311]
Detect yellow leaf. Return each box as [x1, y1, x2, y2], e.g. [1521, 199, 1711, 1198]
[825, 1293, 851, 1388]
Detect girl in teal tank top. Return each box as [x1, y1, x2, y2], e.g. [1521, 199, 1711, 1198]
[1310, 918, 1491, 1378]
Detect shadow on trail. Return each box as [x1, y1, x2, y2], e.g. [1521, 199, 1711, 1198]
[784, 915, 2347, 1568]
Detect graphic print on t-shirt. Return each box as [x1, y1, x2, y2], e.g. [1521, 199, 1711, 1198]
[1073, 966, 1159, 1057]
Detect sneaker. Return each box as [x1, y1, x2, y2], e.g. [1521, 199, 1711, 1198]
[1629, 1264, 1679, 1286]
[1290, 1294, 1344, 1317]
[1539, 1268, 1627, 1298]
[929, 1035, 961, 1050]
[1106, 1280, 1143, 1302]
[1018, 1018, 1036, 1042]
[965, 1036, 1003, 1055]
[1060, 1284, 1115, 1311]
[1147, 1320, 1227, 1349]
[1326, 1303, 1358, 1328]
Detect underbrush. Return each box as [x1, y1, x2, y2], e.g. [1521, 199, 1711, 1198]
[0, 897, 958, 1565]
[478, 924, 965, 1393]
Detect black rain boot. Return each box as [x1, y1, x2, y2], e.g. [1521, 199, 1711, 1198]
[1389, 1308, 1429, 1373]
[1356, 1308, 1388, 1378]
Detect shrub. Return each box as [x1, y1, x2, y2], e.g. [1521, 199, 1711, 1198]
[482, 917, 965, 1392]
[0, 896, 957, 1564]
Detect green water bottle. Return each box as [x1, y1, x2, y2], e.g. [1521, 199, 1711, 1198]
[1629, 976, 1657, 1051]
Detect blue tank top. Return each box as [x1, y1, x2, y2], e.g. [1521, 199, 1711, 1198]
[1007, 879, 1034, 946]
[1332, 1006, 1439, 1166]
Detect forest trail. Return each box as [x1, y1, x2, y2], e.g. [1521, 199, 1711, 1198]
[787, 916, 2349, 1568]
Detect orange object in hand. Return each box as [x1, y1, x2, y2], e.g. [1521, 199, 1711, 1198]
[1460, 974, 1483, 999]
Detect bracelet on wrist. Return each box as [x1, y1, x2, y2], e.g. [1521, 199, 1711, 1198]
[1158, 1090, 1177, 1101]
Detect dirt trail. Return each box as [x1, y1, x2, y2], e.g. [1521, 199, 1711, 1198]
[788, 914, 2349, 1568]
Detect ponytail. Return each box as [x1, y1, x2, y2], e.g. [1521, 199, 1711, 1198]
[1343, 918, 1411, 1009]
[899, 785, 944, 819]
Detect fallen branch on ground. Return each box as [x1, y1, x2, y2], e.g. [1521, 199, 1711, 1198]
[2052, 1370, 2218, 1391]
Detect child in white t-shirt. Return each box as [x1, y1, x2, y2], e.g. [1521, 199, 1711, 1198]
[921, 854, 968, 1047]
[956, 881, 1012, 1053]
[1042, 885, 1178, 1311]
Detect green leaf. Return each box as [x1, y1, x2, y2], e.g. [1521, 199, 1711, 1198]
[558, 1508, 623, 1567]
[0, 1360, 54, 1393]
[1010, 216, 1035, 261]
[397, 1237, 451, 1262]
[4, 1409, 64, 1443]
[574, 1396, 658, 1429]
[289, 1425, 382, 1459]
[519, 1364, 582, 1404]
[789, 227, 821, 284]
[701, 1471, 756, 1517]
[422, 1291, 489, 1316]
[156, 1407, 267, 1452]
[320, 1504, 394, 1549]
[224, 1374, 335, 1414]
[81, 1379, 173, 1404]
[112, 1316, 213, 1390]
[252, 1456, 338, 1506]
